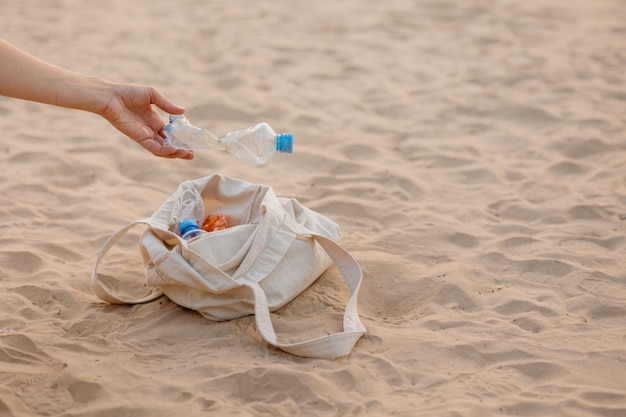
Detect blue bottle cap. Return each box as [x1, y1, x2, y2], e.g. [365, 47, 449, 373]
[276, 133, 293, 154]
[179, 219, 200, 236]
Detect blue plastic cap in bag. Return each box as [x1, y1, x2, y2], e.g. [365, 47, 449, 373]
[179, 219, 200, 236]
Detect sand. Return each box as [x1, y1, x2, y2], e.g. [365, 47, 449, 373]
[1, 0, 626, 415]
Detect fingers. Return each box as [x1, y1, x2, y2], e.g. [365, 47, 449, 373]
[107, 84, 191, 159]
[151, 87, 185, 115]
[137, 131, 194, 160]
[160, 146, 195, 160]
[146, 142, 195, 160]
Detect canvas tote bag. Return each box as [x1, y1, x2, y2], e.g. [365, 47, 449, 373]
[91, 174, 365, 359]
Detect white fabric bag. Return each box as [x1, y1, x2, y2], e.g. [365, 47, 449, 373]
[91, 174, 365, 359]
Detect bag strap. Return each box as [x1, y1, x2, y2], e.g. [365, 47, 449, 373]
[91, 219, 164, 304]
[93, 220, 366, 358]
[241, 233, 366, 359]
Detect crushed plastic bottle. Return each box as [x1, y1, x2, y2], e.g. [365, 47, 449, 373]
[163, 114, 293, 165]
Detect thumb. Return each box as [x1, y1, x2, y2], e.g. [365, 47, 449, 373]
[151, 88, 185, 115]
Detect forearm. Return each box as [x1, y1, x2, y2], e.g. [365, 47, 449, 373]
[0, 39, 192, 159]
[0, 39, 110, 114]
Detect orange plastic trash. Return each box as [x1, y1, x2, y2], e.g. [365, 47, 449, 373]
[201, 214, 229, 232]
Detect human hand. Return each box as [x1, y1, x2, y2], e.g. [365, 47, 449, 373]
[99, 84, 194, 160]
[0, 39, 194, 159]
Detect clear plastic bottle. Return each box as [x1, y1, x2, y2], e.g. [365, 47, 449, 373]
[178, 192, 206, 241]
[163, 114, 293, 165]
[179, 219, 205, 240]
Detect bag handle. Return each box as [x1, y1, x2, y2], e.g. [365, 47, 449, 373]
[93, 221, 366, 358]
[91, 220, 164, 304]
[242, 233, 366, 359]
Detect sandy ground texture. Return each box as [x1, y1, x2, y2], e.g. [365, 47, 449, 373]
[1, 0, 626, 416]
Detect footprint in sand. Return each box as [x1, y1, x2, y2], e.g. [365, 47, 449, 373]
[0, 333, 69, 415]
[0, 334, 66, 387]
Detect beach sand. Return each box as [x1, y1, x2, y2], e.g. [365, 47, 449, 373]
[1, 0, 626, 415]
